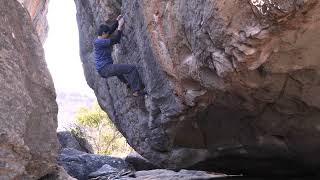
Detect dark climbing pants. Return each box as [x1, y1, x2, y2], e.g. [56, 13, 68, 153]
[98, 64, 143, 92]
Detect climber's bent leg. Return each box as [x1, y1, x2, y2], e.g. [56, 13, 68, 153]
[98, 64, 143, 92]
[127, 67, 143, 92]
[98, 64, 134, 78]
[117, 74, 129, 84]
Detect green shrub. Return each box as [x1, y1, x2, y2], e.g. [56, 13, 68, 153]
[74, 102, 132, 156]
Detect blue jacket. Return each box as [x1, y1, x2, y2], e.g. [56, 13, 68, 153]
[93, 21, 122, 71]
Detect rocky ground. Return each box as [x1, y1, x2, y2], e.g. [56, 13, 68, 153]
[57, 131, 320, 179]
[57, 131, 228, 180]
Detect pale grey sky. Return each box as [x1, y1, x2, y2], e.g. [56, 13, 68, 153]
[44, 0, 94, 96]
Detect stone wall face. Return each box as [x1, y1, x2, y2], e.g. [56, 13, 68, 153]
[0, 0, 59, 179]
[18, 0, 50, 43]
[74, 0, 320, 175]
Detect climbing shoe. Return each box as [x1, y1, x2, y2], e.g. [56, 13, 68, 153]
[132, 90, 147, 97]
[126, 83, 131, 90]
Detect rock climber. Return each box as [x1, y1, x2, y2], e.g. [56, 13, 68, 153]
[93, 15, 146, 97]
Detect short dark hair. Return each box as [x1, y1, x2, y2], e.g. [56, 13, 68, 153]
[98, 24, 110, 36]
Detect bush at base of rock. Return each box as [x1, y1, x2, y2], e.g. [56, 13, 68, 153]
[74, 102, 132, 156]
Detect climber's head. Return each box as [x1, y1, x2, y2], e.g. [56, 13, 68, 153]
[98, 24, 110, 38]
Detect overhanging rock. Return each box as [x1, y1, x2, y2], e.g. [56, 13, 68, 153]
[74, 0, 320, 176]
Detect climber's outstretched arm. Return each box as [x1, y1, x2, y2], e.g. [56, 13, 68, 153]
[109, 30, 122, 45]
[109, 15, 124, 45]
[108, 20, 119, 34]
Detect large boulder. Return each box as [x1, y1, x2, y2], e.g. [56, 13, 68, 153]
[74, 0, 320, 176]
[0, 0, 59, 179]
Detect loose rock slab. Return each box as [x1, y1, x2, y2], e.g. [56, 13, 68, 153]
[58, 148, 130, 180]
[121, 169, 226, 180]
[125, 152, 159, 171]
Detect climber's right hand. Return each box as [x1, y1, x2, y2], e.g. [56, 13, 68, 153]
[117, 15, 123, 21]
[118, 17, 124, 30]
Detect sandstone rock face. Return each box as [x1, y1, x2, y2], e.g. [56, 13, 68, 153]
[18, 0, 49, 43]
[0, 0, 59, 179]
[74, 0, 320, 175]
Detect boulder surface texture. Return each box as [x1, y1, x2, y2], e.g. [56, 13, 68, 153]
[17, 0, 50, 43]
[125, 152, 159, 171]
[74, 0, 320, 176]
[58, 148, 130, 180]
[0, 0, 59, 179]
[57, 131, 94, 153]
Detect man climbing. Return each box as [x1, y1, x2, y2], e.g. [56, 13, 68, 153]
[93, 15, 146, 97]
